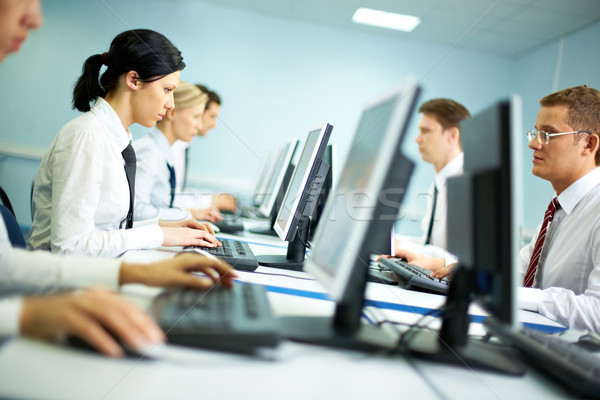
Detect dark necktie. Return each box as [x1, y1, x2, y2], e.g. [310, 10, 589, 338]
[167, 163, 176, 208]
[183, 146, 190, 190]
[121, 143, 136, 229]
[424, 185, 438, 245]
[523, 197, 561, 287]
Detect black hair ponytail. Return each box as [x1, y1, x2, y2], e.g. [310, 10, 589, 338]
[72, 54, 106, 112]
[71, 29, 186, 112]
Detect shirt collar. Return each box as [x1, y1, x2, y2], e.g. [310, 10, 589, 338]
[557, 167, 600, 215]
[90, 97, 132, 151]
[149, 126, 175, 165]
[435, 152, 464, 189]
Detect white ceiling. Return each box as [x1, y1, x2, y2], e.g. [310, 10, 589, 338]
[192, 0, 600, 57]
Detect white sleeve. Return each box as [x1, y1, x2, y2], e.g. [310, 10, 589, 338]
[516, 223, 600, 332]
[49, 132, 164, 257]
[0, 297, 23, 338]
[0, 247, 121, 296]
[536, 287, 600, 332]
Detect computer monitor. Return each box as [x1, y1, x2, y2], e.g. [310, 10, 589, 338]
[406, 95, 525, 374]
[257, 123, 333, 270]
[253, 147, 281, 207]
[279, 82, 420, 349]
[248, 139, 300, 236]
[258, 138, 299, 219]
[308, 144, 335, 241]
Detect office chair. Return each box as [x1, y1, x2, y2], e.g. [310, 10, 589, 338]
[0, 185, 26, 248]
[0, 204, 26, 248]
[30, 179, 34, 221]
[0, 185, 16, 217]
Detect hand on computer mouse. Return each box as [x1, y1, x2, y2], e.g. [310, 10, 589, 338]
[20, 288, 165, 358]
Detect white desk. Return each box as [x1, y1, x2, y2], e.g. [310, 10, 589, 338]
[0, 236, 570, 400]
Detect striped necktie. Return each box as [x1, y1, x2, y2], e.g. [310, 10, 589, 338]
[523, 197, 561, 287]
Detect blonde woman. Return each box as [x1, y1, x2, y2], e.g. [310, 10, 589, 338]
[133, 80, 222, 222]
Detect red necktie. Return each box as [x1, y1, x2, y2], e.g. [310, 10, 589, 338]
[523, 197, 561, 287]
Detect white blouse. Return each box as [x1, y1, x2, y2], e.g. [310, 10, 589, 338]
[28, 98, 163, 257]
[133, 127, 191, 221]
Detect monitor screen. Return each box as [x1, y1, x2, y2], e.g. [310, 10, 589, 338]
[274, 123, 333, 242]
[253, 148, 281, 207]
[405, 95, 525, 374]
[258, 138, 299, 218]
[305, 82, 420, 305]
[447, 95, 523, 325]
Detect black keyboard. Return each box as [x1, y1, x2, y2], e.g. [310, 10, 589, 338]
[484, 318, 600, 397]
[378, 257, 449, 294]
[151, 283, 281, 354]
[186, 238, 259, 271]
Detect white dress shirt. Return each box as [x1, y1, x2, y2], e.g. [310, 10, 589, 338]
[396, 152, 463, 265]
[518, 167, 600, 333]
[27, 98, 163, 257]
[170, 139, 213, 209]
[133, 128, 191, 221]
[0, 217, 120, 337]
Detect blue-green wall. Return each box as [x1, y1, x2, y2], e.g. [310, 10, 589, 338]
[0, 0, 598, 238]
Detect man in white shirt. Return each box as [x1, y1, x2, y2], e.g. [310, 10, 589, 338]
[171, 86, 237, 212]
[398, 86, 600, 333]
[394, 98, 471, 267]
[517, 85, 600, 332]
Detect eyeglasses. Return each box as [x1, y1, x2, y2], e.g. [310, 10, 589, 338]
[526, 129, 591, 144]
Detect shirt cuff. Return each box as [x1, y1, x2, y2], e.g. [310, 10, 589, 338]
[122, 223, 164, 251]
[0, 297, 23, 337]
[60, 256, 122, 290]
[517, 286, 542, 312]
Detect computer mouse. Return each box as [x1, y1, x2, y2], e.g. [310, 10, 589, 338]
[65, 335, 151, 359]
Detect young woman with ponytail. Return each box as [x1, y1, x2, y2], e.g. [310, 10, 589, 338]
[28, 29, 221, 257]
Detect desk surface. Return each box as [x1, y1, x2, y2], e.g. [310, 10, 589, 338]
[0, 233, 570, 400]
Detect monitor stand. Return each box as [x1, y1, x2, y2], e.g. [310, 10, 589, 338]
[279, 315, 398, 352]
[256, 216, 309, 271]
[404, 267, 525, 375]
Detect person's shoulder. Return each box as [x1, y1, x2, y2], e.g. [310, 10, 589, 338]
[133, 135, 161, 159]
[57, 111, 104, 141]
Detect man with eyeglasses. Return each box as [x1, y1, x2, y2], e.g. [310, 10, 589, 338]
[397, 85, 600, 334]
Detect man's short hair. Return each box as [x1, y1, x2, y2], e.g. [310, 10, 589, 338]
[419, 98, 471, 148]
[540, 85, 600, 165]
[195, 84, 221, 109]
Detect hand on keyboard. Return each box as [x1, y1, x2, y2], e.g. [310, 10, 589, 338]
[121, 252, 238, 290]
[393, 249, 454, 279]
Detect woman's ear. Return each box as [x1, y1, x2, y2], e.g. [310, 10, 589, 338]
[124, 71, 140, 91]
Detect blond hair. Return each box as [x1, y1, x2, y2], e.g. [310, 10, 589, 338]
[173, 79, 208, 110]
